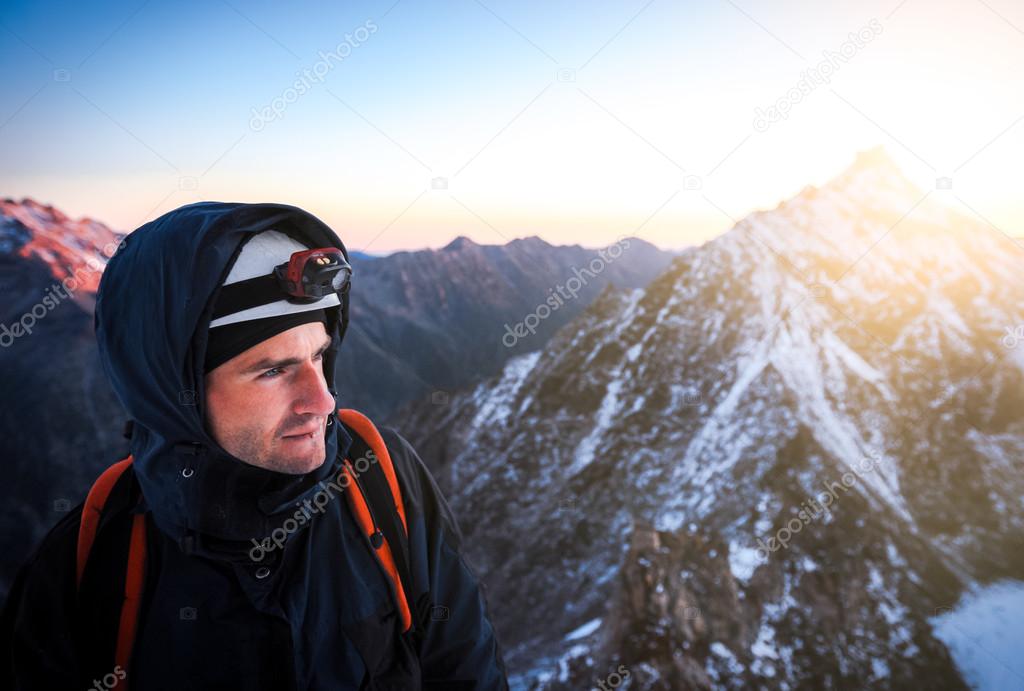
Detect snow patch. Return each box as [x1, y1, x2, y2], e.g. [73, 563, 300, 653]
[711, 642, 745, 676]
[470, 350, 541, 430]
[569, 377, 624, 475]
[564, 617, 601, 641]
[931, 580, 1024, 691]
[728, 541, 766, 583]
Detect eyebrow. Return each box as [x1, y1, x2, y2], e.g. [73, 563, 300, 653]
[241, 337, 333, 374]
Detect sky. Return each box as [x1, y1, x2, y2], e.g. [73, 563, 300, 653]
[1, 0, 1022, 253]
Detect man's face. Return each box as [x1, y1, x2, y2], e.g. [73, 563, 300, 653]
[204, 321, 336, 474]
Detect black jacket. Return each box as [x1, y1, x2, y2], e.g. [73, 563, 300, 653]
[1, 201, 509, 690]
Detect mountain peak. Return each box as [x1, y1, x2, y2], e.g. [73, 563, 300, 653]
[850, 145, 900, 173]
[836, 145, 912, 185]
[509, 234, 551, 249]
[820, 145, 920, 204]
[505, 236, 552, 252]
[1, 197, 122, 292]
[442, 235, 479, 251]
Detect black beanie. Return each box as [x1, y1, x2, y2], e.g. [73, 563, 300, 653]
[204, 308, 327, 374]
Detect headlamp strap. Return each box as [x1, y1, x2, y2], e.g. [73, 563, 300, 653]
[211, 273, 284, 321]
[211, 246, 351, 322]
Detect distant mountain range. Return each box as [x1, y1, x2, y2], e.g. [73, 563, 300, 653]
[342, 232, 674, 418]
[394, 148, 1024, 688]
[0, 198, 673, 596]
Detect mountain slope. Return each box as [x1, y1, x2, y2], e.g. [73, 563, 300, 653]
[341, 233, 674, 418]
[0, 198, 128, 596]
[395, 148, 1024, 689]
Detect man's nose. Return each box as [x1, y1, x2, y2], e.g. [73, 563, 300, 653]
[293, 360, 336, 417]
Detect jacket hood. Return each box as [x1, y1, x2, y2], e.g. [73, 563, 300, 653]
[94, 201, 354, 557]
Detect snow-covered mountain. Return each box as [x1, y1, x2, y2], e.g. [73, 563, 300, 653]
[340, 233, 674, 419]
[394, 148, 1024, 689]
[0, 198, 127, 596]
[0, 197, 122, 300]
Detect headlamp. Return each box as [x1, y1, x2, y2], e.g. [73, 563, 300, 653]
[274, 247, 352, 303]
[211, 246, 352, 322]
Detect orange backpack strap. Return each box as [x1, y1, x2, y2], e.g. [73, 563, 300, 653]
[77, 455, 148, 690]
[77, 456, 133, 586]
[75, 414, 414, 681]
[337, 408, 414, 633]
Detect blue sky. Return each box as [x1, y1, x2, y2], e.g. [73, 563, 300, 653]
[2, 0, 1022, 252]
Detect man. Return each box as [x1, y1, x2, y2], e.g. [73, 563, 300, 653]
[1, 202, 509, 689]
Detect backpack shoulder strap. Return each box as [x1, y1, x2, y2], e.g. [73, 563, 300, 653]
[76, 456, 148, 690]
[337, 408, 414, 634]
[77, 456, 134, 586]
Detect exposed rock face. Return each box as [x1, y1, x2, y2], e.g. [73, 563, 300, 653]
[393, 149, 1022, 689]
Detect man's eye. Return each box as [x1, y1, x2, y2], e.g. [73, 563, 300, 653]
[261, 367, 284, 378]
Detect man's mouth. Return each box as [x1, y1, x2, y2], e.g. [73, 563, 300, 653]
[282, 422, 321, 440]
[283, 431, 316, 440]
